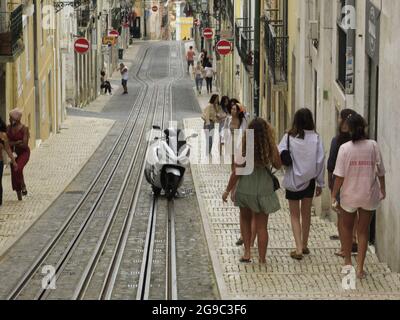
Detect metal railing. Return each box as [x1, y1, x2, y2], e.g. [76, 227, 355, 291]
[235, 19, 254, 69]
[264, 17, 288, 85]
[77, 4, 91, 28]
[0, 4, 23, 58]
[225, 0, 234, 28]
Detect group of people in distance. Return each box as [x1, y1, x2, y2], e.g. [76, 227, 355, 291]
[214, 104, 386, 280]
[100, 63, 130, 96]
[187, 46, 216, 95]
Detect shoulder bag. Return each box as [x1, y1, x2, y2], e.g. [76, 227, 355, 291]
[266, 166, 280, 191]
[280, 134, 293, 167]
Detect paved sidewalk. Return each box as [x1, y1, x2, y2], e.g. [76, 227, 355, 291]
[0, 116, 115, 256]
[184, 117, 400, 300]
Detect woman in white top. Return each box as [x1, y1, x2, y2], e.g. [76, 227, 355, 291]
[278, 108, 325, 260]
[204, 61, 215, 94]
[223, 102, 248, 170]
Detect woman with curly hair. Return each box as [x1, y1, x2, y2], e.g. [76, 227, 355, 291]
[278, 108, 325, 260]
[222, 118, 281, 264]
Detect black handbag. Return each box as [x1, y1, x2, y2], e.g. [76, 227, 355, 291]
[280, 133, 293, 167]
[266, 167, 280, 191]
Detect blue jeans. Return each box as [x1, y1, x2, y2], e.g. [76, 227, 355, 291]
[195, 77, 203, 92]
[204, 123, 215, 155]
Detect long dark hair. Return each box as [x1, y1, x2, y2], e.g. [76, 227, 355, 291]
[209, 94, 219, 105]
[346, 113, 367, 142]
[288, 108, 315, 139]
[232, 103, 246, 127]
[337, 108, 356, 146]
[0, 117, 7, 133]
[220, 96, 230, 113]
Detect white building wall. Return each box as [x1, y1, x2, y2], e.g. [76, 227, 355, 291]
[305, 0, 400, 272]
[369, 0, 400, 272]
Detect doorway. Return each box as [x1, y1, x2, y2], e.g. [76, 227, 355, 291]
[0, 64, 5, 121]
[367, 56, 379, 244]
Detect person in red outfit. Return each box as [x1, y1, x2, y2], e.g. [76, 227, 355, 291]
[7, 109, 30, 201]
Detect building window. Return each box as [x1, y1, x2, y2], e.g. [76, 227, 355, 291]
[17, 58, 23, 97]
[41, 0, 45, 47]
[337, 0, 347, 90]
[24, 18, 30, 78]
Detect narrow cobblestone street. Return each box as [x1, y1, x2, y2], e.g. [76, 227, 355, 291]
[2, 0, 400, 309]
[0, 116, 115, 256]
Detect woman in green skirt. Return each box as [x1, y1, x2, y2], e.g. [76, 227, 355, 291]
[223, 118, 282, 264]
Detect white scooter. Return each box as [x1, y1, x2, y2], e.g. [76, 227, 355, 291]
[145, 126, 197, 200]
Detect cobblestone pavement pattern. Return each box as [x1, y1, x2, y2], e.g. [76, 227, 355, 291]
[0, 116, 115, 256]
[184, 117, 400, 300]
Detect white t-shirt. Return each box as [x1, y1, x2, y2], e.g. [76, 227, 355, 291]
[334, 140, 385, 210]
[204, 67, 214, 78]
[278, 130, 325, 192]
[122, 67, 129, 80]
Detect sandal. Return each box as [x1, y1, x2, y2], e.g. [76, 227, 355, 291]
[235, 238, 244, 246]
[239, 257, 252, 263]
[335, 251, 345, 258]
[357, 270, 368, 279]
[341, 265, 354, 274]
[302, 248, 310, 255]
[290, 251, 303, 260]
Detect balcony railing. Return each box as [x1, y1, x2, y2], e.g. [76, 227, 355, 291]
[224, 0, 234, 28]
[264, 17, 288, 85]
[235, 20, 253, 71]
[0, 4, 24, 61]
[77, 4, 91, 28]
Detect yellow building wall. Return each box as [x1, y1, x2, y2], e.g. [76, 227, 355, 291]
[35, 0, 58, 143]
[287, 0, 298, 124]
[4, 1, 36, 149]
[5, 0, 59, 149]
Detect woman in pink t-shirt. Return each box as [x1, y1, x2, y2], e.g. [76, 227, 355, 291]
[332, 114, 386, 279]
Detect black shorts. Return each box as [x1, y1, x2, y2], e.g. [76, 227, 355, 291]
[187, 60, 194, 67]
[286, 179, 316, 201]
[122, 79, 128, 86]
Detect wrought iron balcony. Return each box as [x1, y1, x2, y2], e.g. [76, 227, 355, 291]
[77, 4, 91, 28]
[0, 4, 24, 62]
[264, 17, 288, 85]
[223, 0, 234, 28]
[235, 20, 253, 71]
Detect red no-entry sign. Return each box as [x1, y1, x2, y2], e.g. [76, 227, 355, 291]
[109, 29, 119, 37]
[203, 28, 213, 39]
[74, 38, 90, 54]
[216, 39, 232, 56]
